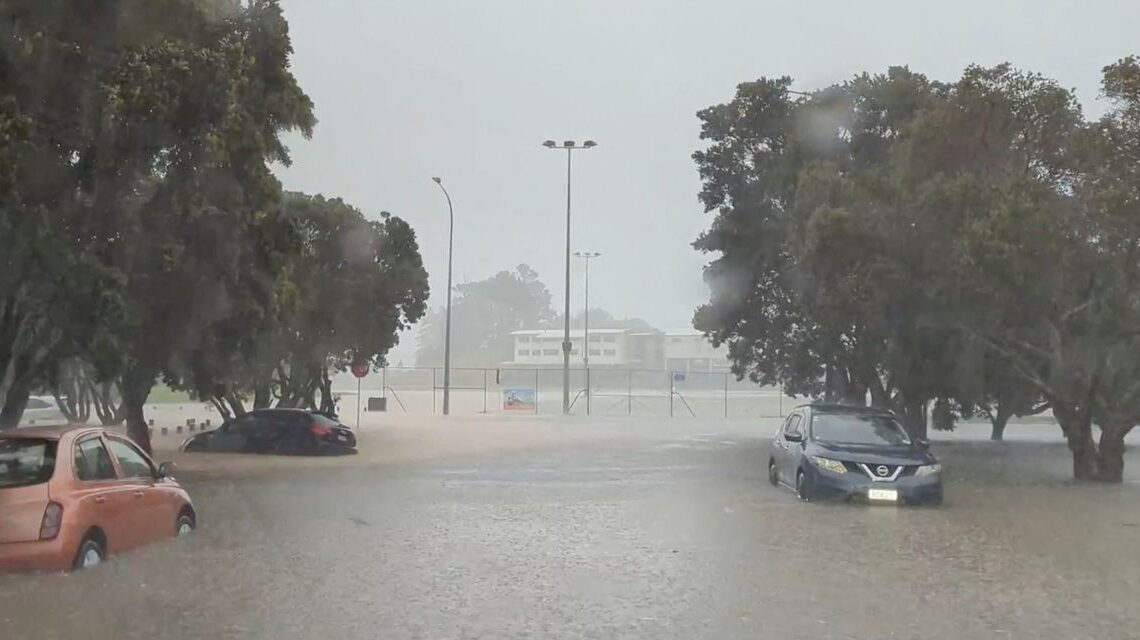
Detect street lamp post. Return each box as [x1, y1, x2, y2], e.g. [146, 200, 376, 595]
[574, 251, 601, 414]
[432, 177, 454, 416]
[543, 139, 597, 415]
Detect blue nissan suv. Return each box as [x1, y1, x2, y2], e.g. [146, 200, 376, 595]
[768, 404, 943, 505]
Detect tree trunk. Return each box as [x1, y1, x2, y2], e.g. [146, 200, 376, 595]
[121, 369, 154, 454]
[224, 392, 247, 416]
[1054, 404, 1097, 481]
[91, 380, 124, 426]
[990, 408, 1012, 441]
[253, 381, 272, 409]
[209, 396, 232, 421]
[1096, 424, 1129, 483]
[0, 381, 31, 430]
[898, 400, 928, 440]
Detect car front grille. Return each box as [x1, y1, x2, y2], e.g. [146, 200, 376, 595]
[856, 463, 903, 481]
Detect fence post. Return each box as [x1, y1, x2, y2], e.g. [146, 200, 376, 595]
[724, 372, 728, 418]
[628, 370, 632, 416]
[381, 367, 387, 398]
[669, 370, 674, 418]
[534, 369, 540, 415]
[586, 367, 591, 416]
[483, 369, 488, 413]
[432, 367, 437, 414]
[779, 384, 783, 416]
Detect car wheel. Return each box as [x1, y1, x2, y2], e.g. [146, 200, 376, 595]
[796, 470, 812, 502]
[768, 459, 778, 486]
[175, 512, 196, 538]
[73, 536, 105, 570]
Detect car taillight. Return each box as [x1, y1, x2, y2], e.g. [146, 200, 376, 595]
[310, 424, 332, 437]
[40, 502, 63, 540]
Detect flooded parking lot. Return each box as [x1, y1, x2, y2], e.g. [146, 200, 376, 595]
[2, 418, 1138, 639]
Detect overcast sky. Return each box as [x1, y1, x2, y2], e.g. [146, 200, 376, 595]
[273, 0, 1140, 365]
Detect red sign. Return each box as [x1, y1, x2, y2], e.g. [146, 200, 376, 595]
[351, 363, 369, 378]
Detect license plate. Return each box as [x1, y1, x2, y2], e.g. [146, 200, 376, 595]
[337, 434, 347, 442]
[868, 488, 898, 502]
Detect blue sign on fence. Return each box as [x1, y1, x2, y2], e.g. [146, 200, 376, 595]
[503, 388, 536, 412]
[672, 372, 686, 382]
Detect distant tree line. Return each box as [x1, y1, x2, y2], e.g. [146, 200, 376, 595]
[693, 59, 1140, 482]
[415, 264, 653, 368]
[0, 1, 428, 451]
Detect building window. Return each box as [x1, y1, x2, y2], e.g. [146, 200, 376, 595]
[589, 349, 602, 356]
[670, 337, 681, 342]
[603, 349, 616, 356]
[518, 336, 530, 343]
[603, 336, 615, 343]
[543, 349, 558, 356]
[590, 335, 601, 342]
[518, 349, 529, 356]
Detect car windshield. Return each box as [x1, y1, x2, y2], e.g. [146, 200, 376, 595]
[0, 438, 58, 489]
[811, 414, 912, 446]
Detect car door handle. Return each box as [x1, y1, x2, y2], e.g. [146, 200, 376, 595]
[133, 490, 145, 498]
[94, 496, 107, 504]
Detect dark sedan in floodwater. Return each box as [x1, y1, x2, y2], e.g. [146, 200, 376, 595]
[768, 404, 942, 505]
[180, 409, 357, 456]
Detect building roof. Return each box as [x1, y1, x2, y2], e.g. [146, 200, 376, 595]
[512, 329, 630, 337]
[664, 328, 705, 337]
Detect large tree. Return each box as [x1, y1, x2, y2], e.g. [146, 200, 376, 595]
[198, 192, 429, 418]
[0, 0, 317, 453]
[693, 60, 1140, 479]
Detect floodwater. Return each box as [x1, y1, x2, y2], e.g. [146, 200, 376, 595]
[1, 418, 1138, 639]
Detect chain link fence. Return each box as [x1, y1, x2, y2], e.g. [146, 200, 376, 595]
[347, 367, 793, 418]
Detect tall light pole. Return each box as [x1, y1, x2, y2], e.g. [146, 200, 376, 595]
[574, 251, 601, 415]
[432, 177, 454, 416]
[543, 139, 597, 415]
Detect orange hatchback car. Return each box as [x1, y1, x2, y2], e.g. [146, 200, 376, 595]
[0, 425, 196, 573]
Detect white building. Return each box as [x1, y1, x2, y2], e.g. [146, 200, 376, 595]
[663, 328, 732, 374]
[505, 327, 727, 373]
[508, 329, 629, 367]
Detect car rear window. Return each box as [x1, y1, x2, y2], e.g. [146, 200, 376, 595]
[0, 438, 58, 489]
[311, 413, 341, 428]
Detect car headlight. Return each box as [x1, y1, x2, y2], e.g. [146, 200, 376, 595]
[809, 456, 847, 474]
[916, 463, 941, 477]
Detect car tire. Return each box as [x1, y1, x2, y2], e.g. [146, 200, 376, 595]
[768, 459, 778, 486]
[73, 536, 105, 570]
[175, 512, 196, 538]
[796, 470, 812, 502]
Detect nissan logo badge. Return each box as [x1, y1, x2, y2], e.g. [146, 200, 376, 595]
[876, 465, 890, 477]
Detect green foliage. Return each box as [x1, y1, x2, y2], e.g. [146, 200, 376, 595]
[694, 60, 1140, 479]
[0, 2, 425, 451]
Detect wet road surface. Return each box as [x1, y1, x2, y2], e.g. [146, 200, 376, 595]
[3, 421, 1139, 639]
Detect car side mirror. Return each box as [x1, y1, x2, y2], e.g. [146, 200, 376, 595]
[784, 432, 803, 443]
[157, 462, 176, 478]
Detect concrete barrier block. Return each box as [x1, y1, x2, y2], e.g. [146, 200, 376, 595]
[161, 427, 169, 436]
[176, 425, 183, 434]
